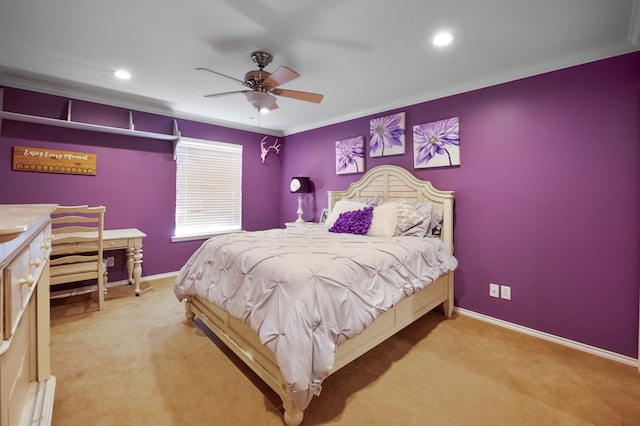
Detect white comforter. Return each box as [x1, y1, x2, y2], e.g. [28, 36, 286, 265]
[174, 225, 458, 411]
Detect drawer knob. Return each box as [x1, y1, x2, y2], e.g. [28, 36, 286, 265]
[19, 275, 35, 287]
[41, 242, 51, 249]
[31, 258, 42, 267]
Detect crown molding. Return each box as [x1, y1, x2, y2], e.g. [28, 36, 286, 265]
[284, 41, 638, 136]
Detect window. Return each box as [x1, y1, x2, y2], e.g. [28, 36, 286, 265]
[173, 137, 242, 241]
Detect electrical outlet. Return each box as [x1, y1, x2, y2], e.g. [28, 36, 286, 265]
[489, 283, 500, 298]
[106, 256, 115, 267]
[500, 285, 511, 300]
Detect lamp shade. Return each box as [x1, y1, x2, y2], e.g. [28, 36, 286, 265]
[290, 176, 312, 194]
[244, 91, 277, 113]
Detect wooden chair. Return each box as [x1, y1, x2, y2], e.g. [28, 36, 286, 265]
[50, 205, 107, 311]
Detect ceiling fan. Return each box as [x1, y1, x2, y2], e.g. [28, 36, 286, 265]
[196, 51, 324, 113]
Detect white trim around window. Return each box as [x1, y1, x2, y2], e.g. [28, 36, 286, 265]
[172, 137, 242, 242]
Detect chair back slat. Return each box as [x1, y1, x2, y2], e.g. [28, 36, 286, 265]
[52, 205, 102, 214]
[50, 254, 100, 266]
[51, 244, 100, 256]
[51, 271, 101, 285]
[52, 215, 102, 225]
[51, 263, 100, 278]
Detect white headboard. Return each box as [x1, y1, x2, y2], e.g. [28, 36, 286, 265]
[327, 165, 455, 252]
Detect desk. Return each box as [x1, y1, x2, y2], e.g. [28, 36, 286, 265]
[103, 229, 146, 296]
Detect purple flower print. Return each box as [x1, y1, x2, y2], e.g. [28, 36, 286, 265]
[336, 136, 364, 173]
[413, 117, 459, 165]
[370, 113, 405, 156]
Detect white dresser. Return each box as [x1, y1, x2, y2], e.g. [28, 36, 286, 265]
[0, 204, 57, 426]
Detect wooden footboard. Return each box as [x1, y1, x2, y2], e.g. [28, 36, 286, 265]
[185, 294, 304, 425]
[184, 270, 453, 425]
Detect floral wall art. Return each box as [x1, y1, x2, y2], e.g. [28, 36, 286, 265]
[335, 135, 364, 175]
[413, 117, 460, 168]
[369, 112, 405, 157]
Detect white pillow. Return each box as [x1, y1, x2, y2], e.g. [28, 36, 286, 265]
[325, 199, 369, 228]
[367, 202, 399, 238]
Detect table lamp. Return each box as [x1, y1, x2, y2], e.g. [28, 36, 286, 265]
[290, 176, 312, 223]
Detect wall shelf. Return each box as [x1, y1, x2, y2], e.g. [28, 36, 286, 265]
[0, 89, 180, 141]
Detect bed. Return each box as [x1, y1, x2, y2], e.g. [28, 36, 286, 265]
[174, 165, 457, 425]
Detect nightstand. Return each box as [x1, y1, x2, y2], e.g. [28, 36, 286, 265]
[285, 221, 319, 229]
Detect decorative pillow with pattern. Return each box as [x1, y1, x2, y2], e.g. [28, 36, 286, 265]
[328, 206, 374, 235]
[400, 202, 433, 237]
[393, 199, 426, 236]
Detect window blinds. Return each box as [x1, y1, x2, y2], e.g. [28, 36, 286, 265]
[174, 137, 242, 239]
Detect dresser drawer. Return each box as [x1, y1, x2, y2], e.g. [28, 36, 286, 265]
[2, 303, 32, 426]
[29, 225, 51, 281]
[30, 224, 51, 264]
[3, 246, 34, 340]
[104, 238, 128, 249]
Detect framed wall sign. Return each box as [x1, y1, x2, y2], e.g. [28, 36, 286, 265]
[12, 145, 97, 176]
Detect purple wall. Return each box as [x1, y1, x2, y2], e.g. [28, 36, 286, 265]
[281, 52, 640, 358]
[0, 88, 283, 280]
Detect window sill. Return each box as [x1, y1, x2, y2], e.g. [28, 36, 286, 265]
[171, 229, 242, 243]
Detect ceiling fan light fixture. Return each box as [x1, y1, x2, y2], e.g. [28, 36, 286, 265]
[244, 91, 276, 113]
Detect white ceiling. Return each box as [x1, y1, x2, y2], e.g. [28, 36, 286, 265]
[1, 0, 638, 136]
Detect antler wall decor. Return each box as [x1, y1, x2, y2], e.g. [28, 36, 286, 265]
[260, 136, 281, 164]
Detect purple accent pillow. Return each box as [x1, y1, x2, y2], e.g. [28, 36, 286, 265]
[329, 206, 374, 235]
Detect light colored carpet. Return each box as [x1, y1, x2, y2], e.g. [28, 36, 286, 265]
[50, 278, 640, 425]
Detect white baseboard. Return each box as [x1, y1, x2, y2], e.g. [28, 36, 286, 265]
[455, 307, 638, 369]
[105, 271, 179, 288]
[142, 271, 180, 281]
[25, 375, 56, 426]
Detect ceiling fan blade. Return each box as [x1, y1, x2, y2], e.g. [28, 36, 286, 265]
[204, 90, 251, 98]
[262, 66, 299, 88]
[272, 88, 324, 103]
[196, 67, 246, 86]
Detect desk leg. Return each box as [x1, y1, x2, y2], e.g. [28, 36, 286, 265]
[126, 244, 144, 296]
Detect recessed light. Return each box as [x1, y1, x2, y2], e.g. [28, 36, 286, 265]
[432, 32, 454, 47]
[112, 69, 131, 80]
